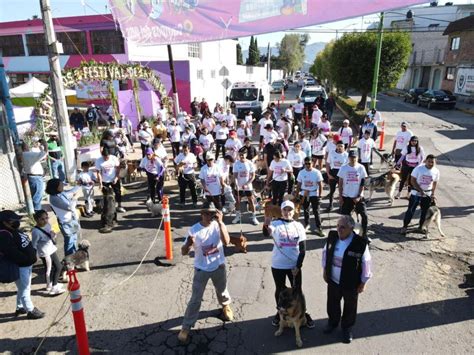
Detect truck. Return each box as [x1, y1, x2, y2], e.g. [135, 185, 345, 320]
[228, 81, 270, 119]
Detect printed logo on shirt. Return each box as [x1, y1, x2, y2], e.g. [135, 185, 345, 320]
[419, 174, 433, 187]
[202, 244, 219, 256]
[346, 171, 360, 183]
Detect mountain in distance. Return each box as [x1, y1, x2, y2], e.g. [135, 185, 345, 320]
[242, 42, 327, 64]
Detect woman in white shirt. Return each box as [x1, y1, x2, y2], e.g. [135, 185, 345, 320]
[244, 111, 254, 136]
[267, 151, 292, 206]
[317, 113, 331, 136]
[214, 121, 229, 160]
[140, 148, 165, 204]
[396, 136, 425, 199]
[287, 141, 306, 194]
[174, 144, 198, 207]
[325, 141, 348, 211]
[310, 128, 327, 170]
[338, 119, 353, 149]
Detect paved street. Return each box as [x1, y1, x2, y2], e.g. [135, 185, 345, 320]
[1, 85, 473, 354]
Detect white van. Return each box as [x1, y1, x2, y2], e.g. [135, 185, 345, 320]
[228, 81, 270, 119]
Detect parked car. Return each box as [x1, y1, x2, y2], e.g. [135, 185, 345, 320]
[417, 89, 456, 109]
[404, 88, 427, 104]
[299, 85, 328, 111]
[271, 80, 285, 93]
[306, 77, 316, 86]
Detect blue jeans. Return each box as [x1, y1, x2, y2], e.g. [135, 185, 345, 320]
[403, 195, 431, 228]
[27, 175, 44, 211]
[15, 266, 34, 312]
[59, 219, 80, 256]
[51, 159, 66, 182]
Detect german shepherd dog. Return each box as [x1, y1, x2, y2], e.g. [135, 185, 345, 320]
[422, 200, 446, 238]
[274, 286, 307, 348]
[99, 185, 117, 233]
[366, 170, 400, 205]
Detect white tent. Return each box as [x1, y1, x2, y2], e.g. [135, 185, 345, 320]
[10, 77, 76, 98]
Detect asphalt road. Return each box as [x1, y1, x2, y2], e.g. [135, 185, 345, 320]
[1, 84, 473, 354]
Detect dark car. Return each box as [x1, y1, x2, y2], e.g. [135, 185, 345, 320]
[404, 88, 426, 104]
[417, 89, 456, 109]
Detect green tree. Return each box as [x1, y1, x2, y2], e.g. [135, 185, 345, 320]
[246, 36, 260, 65]
[330, 31, 411, 108]
[310, 41, 334, 89]
[277, 34, 306, 75]
[236, 43, 243, 65]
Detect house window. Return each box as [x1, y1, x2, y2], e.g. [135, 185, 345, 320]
[450, 37, 460, 51]
[197, 69, 204, 80]
[188, 43, 201, 58]
[26, 33, 48, 56]
[211, 70, 216, 78]
[90, 30, 125, 54]
[445, 67, 456, 80]
[8, 73, 29, 88]
[56, 31, 87, 55]
[0, 35, 25, 56]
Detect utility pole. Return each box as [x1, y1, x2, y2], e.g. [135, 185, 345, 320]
[266, 42, 271, 82]
[167, 45, 180, 116]
[40, 0, 76, 181]
[370, 12, 384, 110]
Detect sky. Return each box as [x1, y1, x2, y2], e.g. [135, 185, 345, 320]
[1, 0, 472, 47]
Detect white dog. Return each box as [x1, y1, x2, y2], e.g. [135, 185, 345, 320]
[222, 185, 236, 214]
[146, 199, 163, 217]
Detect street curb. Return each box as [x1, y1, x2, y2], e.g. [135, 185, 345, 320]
[457, 107, 474, 116]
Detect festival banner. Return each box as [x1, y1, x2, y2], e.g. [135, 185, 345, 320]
[108, 0, 426, 45]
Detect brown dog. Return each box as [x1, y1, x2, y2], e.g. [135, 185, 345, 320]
[263, 194, 302, 225]
[229, 235, 248, 253]
[274, 286, 307, 348]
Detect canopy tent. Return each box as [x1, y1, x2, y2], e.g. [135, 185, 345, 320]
[109, 0, 425, 45]
[10, 77, 76, 98]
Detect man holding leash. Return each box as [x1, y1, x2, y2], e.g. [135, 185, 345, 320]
[178, 203, 233, 343]
[199, 152, 224, 210]
[322, 215, 372, 344]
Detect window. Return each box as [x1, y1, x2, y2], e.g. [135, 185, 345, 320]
[450, 37, 460, 51]
[197, 69, 203, 80]
[90, 30, 125, 54]
[445, 67, 455, 80]
[56, 31, 87, 55]
[188, 43, 201, 58]
[210, 70, 216, 79]
[26, 33, 48, 56]
[0, 35, 25, 56]
[8, 73, 29, 88]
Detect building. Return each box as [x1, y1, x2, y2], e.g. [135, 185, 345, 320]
[382, 3, 474, 91]
[441, 15, 474, 101]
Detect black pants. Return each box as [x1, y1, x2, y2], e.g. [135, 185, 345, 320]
[271, 180, 288, 206]
[146, 172, 164, 203]
[140, 143, 149, 158]
[288, 167, 301, 194]
[103, 180, 122, 205]
[303, 196, 321, 229]
[361, 162, 370, 176]
[394, 149, 402, 164]
[206, 195, 223, 210]
[178, 174, 197, 204]
[171, 142, 181, 158]
[327, 280, 359, 330]
[271, 267, 302, 307]
[341, 197, 368, 236]
[399, 165, 415, 193]
[40, 252, 62, 287]
[403, 194, 431, 228]
[215, 139, 226, 159]
[328, 168, 340, 206]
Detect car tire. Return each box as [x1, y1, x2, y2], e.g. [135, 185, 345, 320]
[427, 102, 432, 110]
[417, 100, 421, 107]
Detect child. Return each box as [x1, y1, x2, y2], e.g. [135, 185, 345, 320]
[31, 210, 65, 295]
[77, 161, 95, 217]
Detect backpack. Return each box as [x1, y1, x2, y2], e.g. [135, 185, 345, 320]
[0, 230, 20, 283]
[87, 109, 96, 121]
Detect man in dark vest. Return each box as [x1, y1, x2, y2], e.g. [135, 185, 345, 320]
[322, 215, 372, 343]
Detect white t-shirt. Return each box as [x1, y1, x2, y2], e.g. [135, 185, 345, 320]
[185, 221, 225, 272]
[23, 151, 47, 175]
[95, 155, 120, 183]
[77, 171, 95, 190]
[287, 149, 306, 168]
[294, 102, 304, 114]
[139, 157, 163, 175]
[328, 151, 348, 170]
[214, 125, 229, 141]
[199, 134, 214, 150]
[174, 152, 197, 174]
[199, 164, 222, 196]
[369, 110, 383, 125]
[395, 130, 413, 151]
[402, 146, 425, 167]
[410, 164, 440, 197]
[167, 125, 181, 143]
[181, 132, 196, 145]
[236, 127, 247, 143]
[339, 127, 353, 145]
[270, 159, 292, 182]
[311, 135, 327, 156]
[297, 169, 323, 197]
[224, 113, 236, 128]
[325, 141, 336, 160]
[270, 219, 307, 269]
[285, 108, 293, 120]
[224, 138, 243, 160]
[31, 223, 57, 257]
[233, 160, 255, 190]
[202, 117, 215, 131]
[259, 118, 273, 136]
[357, 137, 375, 163]
[311, 109, 322, 125]
[138, 128, 153, 145]
[217, 158, 230, 182]
[318, 120, 331, 135]
[154, 145, 168, 162]
[263, 130, 278, 145]
[338, 163, 368, 198]
[245, 115, 253, 131]
[300, 139, 311, 158]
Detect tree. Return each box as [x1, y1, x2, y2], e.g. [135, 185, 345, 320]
[310, 41, 334, 89]
[329, 31, 411, 108]
[236, 43, 243, 65]
[246, 36, 260, 66]
[277, 34, 306, 75]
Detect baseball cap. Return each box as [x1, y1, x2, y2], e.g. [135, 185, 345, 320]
[348, 150, 358, 158]
[205, 152, 215, 161]
[281, 200, 295, 210]
[143, 121, 150, 127]
[333, 134, 341, 141]
[401, 121, 408, 127]
[201, 201, 217, 212]
[145, 148, 154, 155]
[229, 130, 237, 137]
[343, 119, 350, 124]
[0, 210, 22, 222]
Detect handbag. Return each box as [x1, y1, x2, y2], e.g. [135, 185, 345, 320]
[0, 230, 20, 283]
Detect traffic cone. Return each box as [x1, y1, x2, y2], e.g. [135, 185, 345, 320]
[67, 270, 90, 355]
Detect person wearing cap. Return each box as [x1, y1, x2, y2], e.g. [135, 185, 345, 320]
[199, 153, 224, 210]
[175, 144, 198, 207]
[258, 112, 274, 146]
[140, 148, 165, 204]
[244, 111, 254, 136]
[310, 127, 328, 170]
[338, 150, 369, 238]
[138, 121, 154, 158]
[267, 151, 292, 207]
[21, 140, 48, 212]
[321, 215, 372, 344]
[85, 103, 99, 130]
[223, 108, 236, 129]
[296, 157, 324, 235]
[232, 148, 259, 225]
[326, 141, 349, 212]
[396, 136, 425, 199]
[287, 141, 306, 194]
[95, 148, 126, 214]
[338, 119, 353, 149]
[317, 112, 331, 137]
[108, 119, 119, 135]
[224, 130, 243, 161]
[69, 107, 85, 132]
[294, 97, 304, 130]
[358, 115, 377, 142]
[0, 210, 45, 319]
[264, 200, 315, 329]
[167, 118, 182, 158]
[391, 122, 413, 163]
[311, 104, 323, 129]
[236, 121, 248, 144]
[181, 126, 197, 146]
[213, 120, 229, 160]
[324, 133, 341, 164]
[47, 133, 66, 183]
[178, 203, 233, 343]
[357, 130, 375, 176]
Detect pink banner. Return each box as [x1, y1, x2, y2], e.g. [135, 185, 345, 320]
[109, 0, 425, 45]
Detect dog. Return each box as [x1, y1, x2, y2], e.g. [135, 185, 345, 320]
[252, 174, 267, 194]
[263, 194, 302, 225]
[119, 159, 142, 183]
[422, 200, 446, 238]
[145, 199, 163, 217]
[99, 185, 117, 233]
[274, 286, 307, 348]
[164, 167, 176, 181]
[379, 153, 395, 171]
[62, 240, 91, 279]
[366, 170, 400, 205]
[222, 185, 236, 214]
[229, 235, 248, 253]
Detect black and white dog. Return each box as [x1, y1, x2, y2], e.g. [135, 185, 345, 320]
[62, 240, 91, 279]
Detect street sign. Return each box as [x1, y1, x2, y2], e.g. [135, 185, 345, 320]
[222, 78, 232, 90]
[219, 66, 230, 76]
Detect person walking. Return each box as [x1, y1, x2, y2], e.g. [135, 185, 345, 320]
[69, 108, 85, 132]
[396, 136, 425, 199]
[121, 114, 135, 153]
[322, 215, 372, 344]
[140, 148, 165, 204]
[178, 204, 233, 343]
[167, 118, 182, 158]
[325, 94, 335, 121]
[358, 115, 377, 142]
[310, 128, 327, 170]
[267, 151, 292, 207]
[338, 119, 353, 150]
[214, 120, 229, 160]
[77, 161, 96, 217]
[95, 148, 126, 213]
[326, 141, 349, 212]
[47, 133, 66, 183]
[357, 130, 375, 176]
[391, 121, 413, 163]
[138, 121, 153, 158]
[294, 97, 304, 131]
[175, 144, 198, 208]
[311, 104, 323, 129]
[85, 104, 99, 130]
[22, 140, 48, 212]
[287, 141, 306, 194]
[199, 152, 224, 210]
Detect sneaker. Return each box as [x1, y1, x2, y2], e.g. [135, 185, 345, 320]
[116, 207, 126, 213]
[177, 329, 190, 343]
[304, 224, 310, 232]
[46, 283, 52, 292]
[272, 312, 280, 327]
[400, 227, 407, 235]
[232, 214, 241, 224]
[316, 229, 325, 238]
[14, 307, 27, 317]
[27, 307, 45, 320]
[305, 313, 315, 328]
[222, 305, 234, 321]
[49, 284, 66, 296]
[395, 192, 401, 199]
[251, 216, 259, 226]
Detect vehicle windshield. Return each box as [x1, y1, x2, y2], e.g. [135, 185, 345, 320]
[434, 90, 448, 96]
[272, 81, 283, 87]
[229, 88, 258, 101]
[301, 89, 323, 98]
